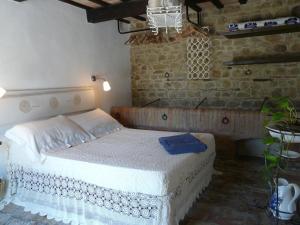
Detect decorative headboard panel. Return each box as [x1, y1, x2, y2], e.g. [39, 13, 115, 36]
[0, 86, 97, 133]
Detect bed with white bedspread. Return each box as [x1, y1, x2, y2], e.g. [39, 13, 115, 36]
[0, 87, 215, 225]
[6, 128, 215, 225]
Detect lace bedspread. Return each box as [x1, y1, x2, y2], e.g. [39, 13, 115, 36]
[5, 128, 216, 225]
[8, 128, 215, 196]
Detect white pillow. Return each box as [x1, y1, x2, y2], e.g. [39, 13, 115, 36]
[5, 115, 94, 161]
[68, 108, 123, 138]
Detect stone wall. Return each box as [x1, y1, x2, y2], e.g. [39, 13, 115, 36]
[130, 0, 300, 110]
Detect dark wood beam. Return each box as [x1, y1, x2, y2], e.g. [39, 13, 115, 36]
[133, 15, 147, 21]
[89, 0, 110, 6]
[91, 0, 146, 21]
[186, 0, 202, 11]
[119, 18, 131, 24]
[59, 0, 92, 10]
[91, 1, 146, 22]
[63, 0, 130, 23]
[187, 4, 202, 12]
[210, 0, 224, 8]
[86, 0, 147, 23]
[192, 0, 224, 9]
[119, 0, 147, 21]
[91, 0, 147, 21]
[239, 0, 247, 4]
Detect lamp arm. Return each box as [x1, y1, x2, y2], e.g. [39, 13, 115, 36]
[91, 75, 107, 82]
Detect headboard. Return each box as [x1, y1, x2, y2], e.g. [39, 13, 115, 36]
[0, 85, 98, 178]
[0, 85, 98, 134]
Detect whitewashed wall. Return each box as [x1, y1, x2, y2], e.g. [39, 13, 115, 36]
[0, 0, 131, 112]
[0, 0, 131, 177]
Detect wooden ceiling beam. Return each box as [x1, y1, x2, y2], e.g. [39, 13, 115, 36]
[119, 0, 147, 21]
[210, 0, 224, 8]
[187, 4, 202, 12]
[59, 0, 92, 10]
[60, 0, 131, 23]
[91, 0, 146, 22]
[191, 0, 224, 9]
[89, 0, 110, 6]
[119, 18, 131, 24]
[186, 0, 202, 11]
[134, 15, 147, 21]
[86, 0, 147, 23]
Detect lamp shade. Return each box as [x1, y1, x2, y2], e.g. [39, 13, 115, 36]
[103, 81, 111, 92]
[0, 88, 6, 98]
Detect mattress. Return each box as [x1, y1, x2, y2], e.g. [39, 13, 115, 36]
[9, 128, 215, 196]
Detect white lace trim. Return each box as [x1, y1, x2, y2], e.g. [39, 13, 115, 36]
[4, 153, 215, 225]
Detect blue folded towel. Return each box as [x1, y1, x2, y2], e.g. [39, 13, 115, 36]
[159, 133, 207, 155]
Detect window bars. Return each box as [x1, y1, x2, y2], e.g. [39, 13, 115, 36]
[147, 0, 183, 35]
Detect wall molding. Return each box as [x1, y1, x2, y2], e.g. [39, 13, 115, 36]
[4, 86, 95, 98]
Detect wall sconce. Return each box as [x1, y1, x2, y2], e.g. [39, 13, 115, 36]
[0, 88, 6, 98]
[91, 75, 111, 92]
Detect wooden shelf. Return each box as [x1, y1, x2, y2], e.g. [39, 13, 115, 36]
[221, 24, 300, 39]
[224, 53, 300, 66]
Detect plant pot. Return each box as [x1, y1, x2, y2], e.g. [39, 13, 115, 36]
[266, 126, 300, 143]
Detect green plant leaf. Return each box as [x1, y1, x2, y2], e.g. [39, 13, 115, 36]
[261, 105, 270, 113]
[265, 154, 280, 164]
[272, 112, 285, 122]
[263, 136, 278, 145]
[278, 97, 290, 109]
[263, 120, 271, 127]
[262, 96, 297, 187]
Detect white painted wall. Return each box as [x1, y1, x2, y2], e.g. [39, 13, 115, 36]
[0, 0, 131, 112]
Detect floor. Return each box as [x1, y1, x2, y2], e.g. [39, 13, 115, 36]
[0, 155, 299, 225]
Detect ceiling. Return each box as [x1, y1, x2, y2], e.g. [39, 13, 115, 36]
[14, 0, 248, 24]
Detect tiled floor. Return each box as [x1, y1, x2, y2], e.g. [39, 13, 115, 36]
[0, 155, 299, 225]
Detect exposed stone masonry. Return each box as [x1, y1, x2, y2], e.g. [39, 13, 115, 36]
[130, 0, 300, 109]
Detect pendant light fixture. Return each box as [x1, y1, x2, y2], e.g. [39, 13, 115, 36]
[147, 0, 183, 35]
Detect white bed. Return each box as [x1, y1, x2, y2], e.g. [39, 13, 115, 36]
[0, 86, 215, 225]
[6, 128, 215, 225]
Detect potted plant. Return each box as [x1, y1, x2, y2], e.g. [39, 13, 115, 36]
[261, 97, 300, 221]
[262, 97, 300, 144]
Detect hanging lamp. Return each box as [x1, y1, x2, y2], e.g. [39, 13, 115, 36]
[147, 0, 183, 35]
